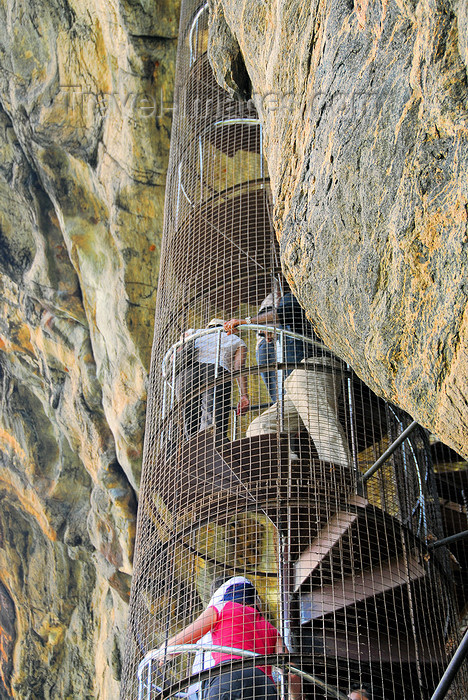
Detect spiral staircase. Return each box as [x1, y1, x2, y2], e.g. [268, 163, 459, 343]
[120, 2, 468, 698]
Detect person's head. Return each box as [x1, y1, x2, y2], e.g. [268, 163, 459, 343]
[222, 581, 260, 609]
[211, 576, 227, 594]
[208, 318, 224, 328]
[210, 576, 262, 610]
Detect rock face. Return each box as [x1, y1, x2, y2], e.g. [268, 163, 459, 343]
[0, 0, 179, 696]
[208, 0, 468, 459]
[0, 0, 467, 696]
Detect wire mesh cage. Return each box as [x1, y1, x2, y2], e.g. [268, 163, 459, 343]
[120, 2, 468, 699]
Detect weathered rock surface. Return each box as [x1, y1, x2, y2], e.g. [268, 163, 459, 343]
[208, 0, 468, 459]
[0, 0, 179, 696]
[1, 0, 468, 696]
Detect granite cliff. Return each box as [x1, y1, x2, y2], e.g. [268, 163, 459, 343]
[208, 0, 468, 459]
[0, 0, 179, 696]
[0, 0, 467, 697]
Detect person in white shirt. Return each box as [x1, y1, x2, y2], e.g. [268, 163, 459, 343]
[175, 319, 249, 445]
[225, 295, 352, 468]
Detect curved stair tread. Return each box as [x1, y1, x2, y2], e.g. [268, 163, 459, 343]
[294, 510, 360, 591]
[300, 551, 426, 620]
[293, 499, 431, 589]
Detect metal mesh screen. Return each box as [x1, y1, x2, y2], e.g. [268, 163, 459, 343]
[431, 439, 468, 637]
[120, 2, 468, 698]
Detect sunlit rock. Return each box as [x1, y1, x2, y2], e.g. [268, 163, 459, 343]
[0, 0, 179, 695]
[208, 0, 468, 458]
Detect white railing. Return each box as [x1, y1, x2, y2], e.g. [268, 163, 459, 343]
[188, 3, 209, 67]
[137, 642, 348, 700]
[159, 324, 342, 444]
[161, 324, 331, 417]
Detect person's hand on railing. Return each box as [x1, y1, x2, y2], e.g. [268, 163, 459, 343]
[157, 650, 179, 668]
[224, 318, 244, 335]
[236, 393, 250, 416]
[157, 649, 168, 667]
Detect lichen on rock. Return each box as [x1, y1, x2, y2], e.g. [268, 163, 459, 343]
[0, 0, 180, 696]
[208, 0, 468, 459]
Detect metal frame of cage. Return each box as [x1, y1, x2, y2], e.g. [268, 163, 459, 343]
[120, 2, 468, 699]
[137, 644, 351, 700]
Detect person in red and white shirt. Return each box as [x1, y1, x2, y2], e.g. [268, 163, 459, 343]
[160, 577, 303, 700]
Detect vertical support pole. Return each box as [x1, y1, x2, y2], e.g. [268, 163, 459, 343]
[161, 380, 168, 449]
[213, 327, 221, 439]
[175, 162, 182, 231]
[137, 666, 143, 700]
[232, 404, 238, 441]
[162, 379, 168, 423]
[146, 660, 152, 700]
[430, 629, 468, 700]
[345, 365, 361, 491]
[199, 135, 204, 194]
[276, 529, 288, 700]
[278, 328, 285, 432]
[259, 124, 264, 180]
[170, 343, 178, 410]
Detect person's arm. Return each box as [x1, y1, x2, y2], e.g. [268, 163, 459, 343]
[159, 606, 218, 663]
[224, 309, 278, 335]
[233, 344, 250, 415]
[275, 637, 304, 700]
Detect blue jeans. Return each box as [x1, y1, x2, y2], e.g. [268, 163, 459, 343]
[256, 337, 278, 403]
[281, 332, 306, 367]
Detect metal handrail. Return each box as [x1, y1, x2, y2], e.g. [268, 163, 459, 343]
[161, 324, 337, 381]
[139, 643, 260, 672]
[361, 420, 419, 483]
[176, 117, 265, 215]
[138, 643, 348, 700]
[188, 3, 208, 67]
[160, 324, 339, 425]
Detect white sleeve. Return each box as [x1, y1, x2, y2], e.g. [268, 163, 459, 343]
[234, 335, 247, 350]
[207, 600, 226, 615]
